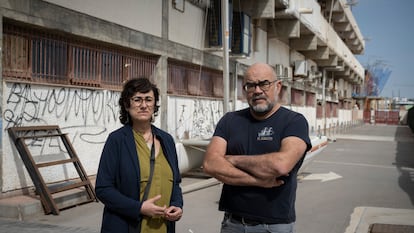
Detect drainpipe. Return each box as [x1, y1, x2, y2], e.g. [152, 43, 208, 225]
[233, 62, 239, 111]
[322, 68, 327, 136]
[222, 0, 230, 113]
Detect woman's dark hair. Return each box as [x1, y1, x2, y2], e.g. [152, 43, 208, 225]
[119, 77, 160, 125]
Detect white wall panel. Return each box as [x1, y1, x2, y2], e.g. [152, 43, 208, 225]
[43, 0, 162, 37]
[169, 2, 206, 49]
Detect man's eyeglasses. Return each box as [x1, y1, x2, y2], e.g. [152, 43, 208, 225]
[130, 96, 154, 106]
[243, 80, 278, 92]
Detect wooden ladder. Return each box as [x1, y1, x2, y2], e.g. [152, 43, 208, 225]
[8, 125, 97, 215]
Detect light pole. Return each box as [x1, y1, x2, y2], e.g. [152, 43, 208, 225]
[322, 68, 327, 136]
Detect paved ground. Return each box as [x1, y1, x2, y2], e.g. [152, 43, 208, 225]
[296, 125, 414, 233]
[0, 124, 413, 233]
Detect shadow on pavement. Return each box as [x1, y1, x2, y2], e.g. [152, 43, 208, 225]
[395, 126, 414, 206]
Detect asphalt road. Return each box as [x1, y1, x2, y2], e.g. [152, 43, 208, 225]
[1, 124, 413, 233]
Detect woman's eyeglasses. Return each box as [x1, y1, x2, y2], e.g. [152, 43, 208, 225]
[243, 80, 277, 92]
[130, 96, 154, 106]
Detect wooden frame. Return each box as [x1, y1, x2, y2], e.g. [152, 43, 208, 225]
[8, 125, 97, 215]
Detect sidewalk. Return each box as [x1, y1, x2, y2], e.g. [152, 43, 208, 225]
[336, 123, 414, 142]
[0, 124, 413, 233]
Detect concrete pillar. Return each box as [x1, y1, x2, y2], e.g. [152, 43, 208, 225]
[156, 56, 168, 131]
[0, 15, 3, 192]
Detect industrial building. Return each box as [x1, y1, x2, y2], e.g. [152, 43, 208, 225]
[0, 0, 365, 208]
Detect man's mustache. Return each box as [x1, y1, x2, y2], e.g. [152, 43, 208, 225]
[252, 95, 267, 101]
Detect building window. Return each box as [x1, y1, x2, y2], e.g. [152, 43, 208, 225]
[332, 102, 338, 117]
[316, 102, 323, 119]
[291, 88, 304, 106]
[236, 76, 244, 100]
[279, 86, 289, 105]
[167, 60, 223, 98]
[3, 21, 157, 90]
[3, 30, 31, 80]
[305, 92, 315, 106]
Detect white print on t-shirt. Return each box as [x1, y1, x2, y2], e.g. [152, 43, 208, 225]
[257, 127, 274, 141]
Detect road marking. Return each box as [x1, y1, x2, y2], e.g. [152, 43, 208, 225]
[314, 160, 398, 169]
[302, 171, 342, 182]
[336, 134, 395, 142]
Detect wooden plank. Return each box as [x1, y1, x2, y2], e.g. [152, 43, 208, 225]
[8, 125, 61, 132]
[36, 158, 77, 168]
[17, 133, 67, 140]
[49, 181, 90, 194]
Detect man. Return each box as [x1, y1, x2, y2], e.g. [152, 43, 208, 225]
[203, 63, 311, 233]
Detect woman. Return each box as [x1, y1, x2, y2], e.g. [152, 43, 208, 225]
[95, 77, 183, 233]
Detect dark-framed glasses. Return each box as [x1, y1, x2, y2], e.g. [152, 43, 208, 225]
[243, 80, 278, 92]
[130, 96, 154, 106]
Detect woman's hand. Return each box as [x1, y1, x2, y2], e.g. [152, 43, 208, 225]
[140, 195, 166, 217]
[164, 206, 183, 221]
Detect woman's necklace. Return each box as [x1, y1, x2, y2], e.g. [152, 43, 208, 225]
[145, 133, 153, 149]
[139, 131, 153, 149]
[142, 132, 152, 143]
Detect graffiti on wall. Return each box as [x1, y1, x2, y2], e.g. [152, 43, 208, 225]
[4, 83, 121, 144]
[2, 83, 122, 191]
[168, 97, 223, 140]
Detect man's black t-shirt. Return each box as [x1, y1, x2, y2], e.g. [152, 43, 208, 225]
[213, 106, 312, 223]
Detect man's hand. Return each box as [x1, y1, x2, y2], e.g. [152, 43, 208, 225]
[256, 177, 285, 188]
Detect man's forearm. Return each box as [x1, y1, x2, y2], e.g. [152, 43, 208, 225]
[226, 154, 283, 178]
[204, 156, 282, 188]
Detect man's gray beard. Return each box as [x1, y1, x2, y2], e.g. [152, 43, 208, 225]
[251, 102, 274, 116]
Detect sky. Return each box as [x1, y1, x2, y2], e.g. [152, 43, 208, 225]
[351, 0, 414, 99]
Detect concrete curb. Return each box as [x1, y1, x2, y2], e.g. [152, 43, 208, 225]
[344, 206, 414, 233]
[0, 188, 92, 219]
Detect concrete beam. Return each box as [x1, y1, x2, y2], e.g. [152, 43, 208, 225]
[332, 12, 347, 23]
[350, 38, 360, 45]
[323, 0, 344, 13]
[332, 0, 344, 12]
[268, 19, 300, 38]
[240, 0, 275, 19]
[350, 44, 364, 54]
[290, 34, 317, 51]
[342, 31, 356, 39]
[302, 46, 330, 59]
[334, 22, 352, 32]
[336, 66, 351, 76]
[316, 55, 338, 67]
[334, 75, 348, 81]
[343, 73, 355, 83]
[351, 78, 359, 85]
